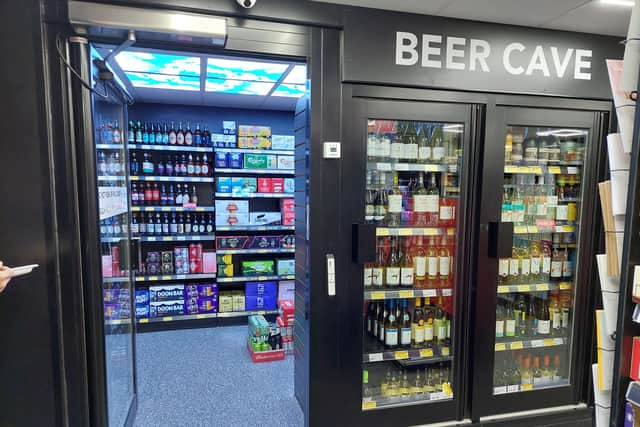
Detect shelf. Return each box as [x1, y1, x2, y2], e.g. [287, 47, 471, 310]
[217, 309, 280, 318]
[128, 144, 212, 153]
[363, 346, 452, 364]
[368, 162, 448, 173]
[444, 187, 460, 193]
[103, 277, 130, 284]
[131, 206, 215, 212]
[97, 175, 126, 181]
[137, 312, 217, 324]
[217, 275, 295, 283]
[547, 166, 580, 175]
[130, 175, 212, 183]
[134, 273, 217, 282]
[362, 391, 452, 411]
[551, 243, 577, 249]
[504, 165, 581, 175]
[97, 144, 125, 150]
[101, 236, 127, 243]
[216, 225, 295, 231]
[493, 379, 570, 395]
[215, 147, 294, 155]
[215, 192, 294, 199]
[497, 282, 572, 293]
[136, 235, 215, 242]
[105, 319, 132, 326]
[216, 248, 295, 255]
[558, 198, 579, 203]
[494, 337, 568, 352]
[513, 225, 575, 234]
[376, 227, 456, 237]
[365, 288, 453, 300]
[215, 168, 295, 175]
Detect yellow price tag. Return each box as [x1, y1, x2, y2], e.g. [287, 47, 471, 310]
[139, 318, 149, 323]
[161, 207, 170, 212]
[161, 275, 172, 280]
[517, 285, 530, 292]
[130, 176, 139, 180]
[537, 284, 550, 291]
[521, 383, 534, 391]
[424, 228, 438, 236]
[420, 349, 434, 358]
[148, 276, 158, 281]
[559, 282, 572, 290]
[257, 276, 267, 281]
[510, 341, 523, 350]
[543, 339, 555, 346]
[163, 317, 173, 321]
[196, 314, 205, 319]
[443, 382, 453, 397]
[504, 166, 516, 173]
[531, 167, 542, 174]
[398, 228, 412, 236]
[399, 291, 413, 298]
[370, 292, 385, 300]
[495, 343, 506, 351]
[548, 166, 561, 174]
[394, 351, 409, 360]
[441, 347, 450, 356]
[497, 286, 509, 294]
[514, 226, 527, 234]
[562, 225, 574, 232]
[447, 228, 455, 235]
[376, 228, 390, 236]
[362, 401, 377, 410]
[425, 165, 439, 172]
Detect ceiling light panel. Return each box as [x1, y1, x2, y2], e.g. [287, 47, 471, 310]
[115, 51, 201, 76]
[282, 65, 307, 85]
[207, 58, 290, 82]
[272, 83, 307, 98]
[125, 72, 200, 91]
[205, 78, 274, 95]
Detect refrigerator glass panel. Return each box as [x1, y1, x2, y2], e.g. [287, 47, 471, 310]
[492, 125, 587, 396]
[94, 97, 136, 426]
[362, 119, 462, 410]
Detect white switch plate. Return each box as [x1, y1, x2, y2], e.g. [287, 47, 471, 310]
[323, 142, 341, 159]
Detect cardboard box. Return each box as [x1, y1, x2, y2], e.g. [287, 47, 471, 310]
[104, 303, 131, 320]
[103, 288, 131, 303]
[238, 136, 272, 150]
[135, 289, 150, 305]
[173, 247, 190, 275]
[272, 135, 295, 151]
[150, 300, 185, 317]
[242, 260, 275, 276]
[217, 254, 233, 265]
[271, 178, 284, 193]
[246, 281, 278, 297]
[247, 235, 281, 250]
[231, 177, 257, 195]
[246, 295, 277, 310]
[280, 235, 295, 249]
[631, 337, 640, 381]
[277, 259, 295, 276]
[243, 153, 269, 169]
[203, 251, 217, 274]
[233, 294, 245, 311]
[184, 284, 218, 298]
[229, 153, 243, 169]
[197, 297, 218, 314]
[284, 178, 295, 193]
[189, 243, 203, 274]
[135, 304, 149, 319]
[216, 236, 250, 250]
[215, 152, 229, 168]
[211, 133, 225, 146]
[281, 198, 295, 212]
[258, 178, 273, 193]
[218, 294, 234, 312]
[238, 125, 271, 137]
[216, 200, 249, 214]
[223, 121, 236, 135]
[149, 285, 184, 302]
[218, 264, 234, 278]
[216, 176, 232, 193]
[216, 213, 250, 227]
[277, 155, 294, 170]
[278, 281, 295, 302]
[249, 212, 282, 225]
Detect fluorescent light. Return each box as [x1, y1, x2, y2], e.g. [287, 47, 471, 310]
[536, 129, 588, 137]
[207, 58, 289, 82]
[272, 83, 306, 98]
[205, 78, 274, 95]
[601, 0, 635, 6]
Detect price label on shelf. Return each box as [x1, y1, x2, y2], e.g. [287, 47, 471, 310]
[425, 165, 440, 172]
[196, 314, 205, 319]
[510, 341, 523, 350]
[362, 401, 377, 410]
[497, 286, 509, 294]
[398, 228, 412, 236]
[161, 207, 171, 212]
[394, 351, 409, 360]
[163, 317, 173, 321]
[562, 225, 574, 232]
[420, 349, 434, 358]
[495, 343, 506, 351]
[531, 340, 543, 348]
[559, 282, 572, 290]
[548, 166, 561, 175]
[521, 383, 534, 391]
[177, 275, 186, 280]
[514, 226, 528, 234]
[370, 292, 385, 300]
[148, 276, 158, 281]
[399, 291, 413, 298]
[494, 386, 508, 395]
[567, 167, 578, 175]
[517, 285, 530, 292]
[161, 275, 172, 280]
[377, 163, 392, 171]
[139, 318, 149, 324]
[529, 167, 542, 174]
[441, 347, 450, 356]
[442, 288, 453, 297]
[554, 338, 564, 345]
[369, 353, 383, 362]
[376, 228, 390, 236]
[446, 228, 456, 236]
[147, 237, 157, 241]
[537, 284, 550, 291]
[504, 166, 517, 174]
[395, 163, 409, 171]
[424, 289, 437, 297]
[543, 339, 555, 346]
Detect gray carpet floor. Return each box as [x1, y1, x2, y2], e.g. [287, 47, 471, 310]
[134, 326, 303, 427]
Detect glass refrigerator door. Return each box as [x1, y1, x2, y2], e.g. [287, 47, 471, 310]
[93, 73, 136, 425]
[362, 119, 463, 411]
[492, 125, 587, 396]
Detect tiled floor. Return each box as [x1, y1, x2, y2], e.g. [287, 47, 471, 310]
[134, 326, 303, 427]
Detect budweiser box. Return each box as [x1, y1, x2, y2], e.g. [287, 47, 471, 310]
[216, 213, 250, 227]
[215, 200, 249, 213]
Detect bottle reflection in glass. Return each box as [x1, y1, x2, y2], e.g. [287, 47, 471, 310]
[387, 172, 403, 227]
[386, 237, 401, 288]
[400, 238, 415, 288]
[413, 172, 429, 227]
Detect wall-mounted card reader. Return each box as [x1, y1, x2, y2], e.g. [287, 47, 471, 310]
[326, 254, 336, 296]
[323, 142, 341, 159]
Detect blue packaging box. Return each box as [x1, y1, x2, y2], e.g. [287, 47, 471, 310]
[185, 283, 218, 298]
[149, 284, 185, 302]
[215, 152, 229, 168]
[229, 153, 243, 169]
[135, 304, 150, 319]
[104, 288, 131, 303]
[150, 301, 185, 318]
[135, 289, 149, 305]
[217, 176, 232, 193]
[245, 281, 277, 297]
[245, 295, 276, 311]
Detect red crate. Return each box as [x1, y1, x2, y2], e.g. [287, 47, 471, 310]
[247, 341, 285, 363]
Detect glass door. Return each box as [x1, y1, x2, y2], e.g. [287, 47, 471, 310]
[473, 106, 602, 417]
[346, 97, 477, 425]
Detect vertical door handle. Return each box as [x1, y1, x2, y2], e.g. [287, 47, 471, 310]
[326, 254, 336, 296]
[352, 223, 377, 264]
[488, 221, 514, 258]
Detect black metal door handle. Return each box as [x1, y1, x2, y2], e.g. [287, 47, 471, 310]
[488, 221, 514, 259]
[352, 223, 377, 264]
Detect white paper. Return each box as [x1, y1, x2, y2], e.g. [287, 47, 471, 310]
[595, 405, 611, 427]
[592, 364, 613, 408]
[607, 60, 627, 108]
[607, 133, 631, 171]
[616, 105, 635, 153]
[597, 309, 616, 351]
[621, 3, 640, 93]
[611, 170, 630, 215]
[599, 347, 615, 392]
[614, 214, 626, 233]
[597, 254, 620, 292]
[601, 290, 620, 338]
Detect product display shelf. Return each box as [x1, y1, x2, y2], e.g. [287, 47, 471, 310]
[504, 165, 582, 175]
[512, 225, 576, 234]
[215, 192, 294, 199]
[105, 319, 132, 326]
[97, 175, 126, 181]
[367, 162, 449, 173]
[551, 243, 577, 249]
[135, 235, 215, 242]
[363, 346, 452, 364]
[364, 287, 454, 300]
[216, 225, 295, 231]
[128, 144, 212, 153]
[216, 309, 280, 318]
[216, 248, 295, 255]
[134, 273, 217, 282]
[496, 282, 572, 294]
[137, 311, 217, 324]
[97, 143, 125, 150]
[101, 236, 127, 243]
[214, 147, 294, 156]
[493, 379, 570, 395]
[130, 175, 212, 183]
[214, 168, 295, 175]
[217, 274, 295, 283]
[362, 391, 452, 411]
[494, 337, 568, 352]
[375, 227, 456, 237]
[131, 206, 215, 212]
[103, 277, 130, 284]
